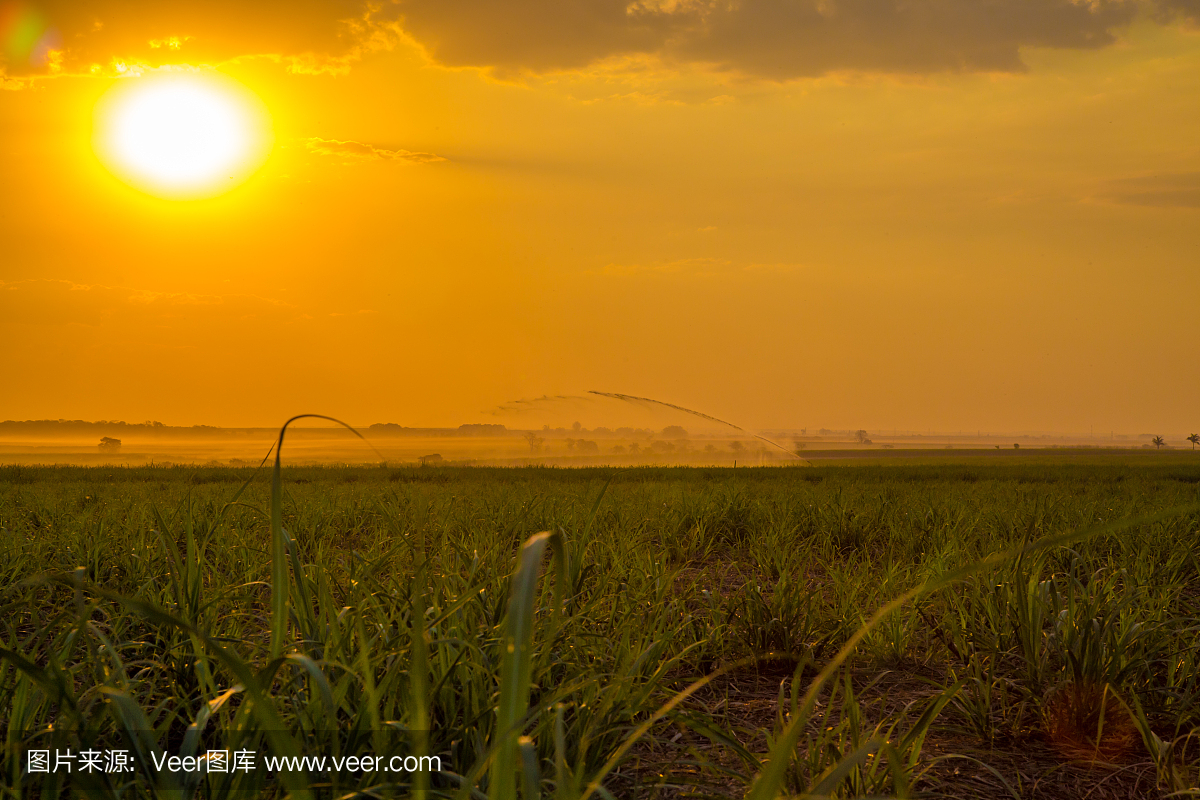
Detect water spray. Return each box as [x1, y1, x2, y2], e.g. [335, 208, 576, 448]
[589, 391, 809, 465]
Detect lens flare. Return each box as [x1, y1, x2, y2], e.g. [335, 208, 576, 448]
[1, 2, 59, 67]
[94, 72, 272, 199]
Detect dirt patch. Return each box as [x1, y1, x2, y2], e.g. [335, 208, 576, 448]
[625, 661, 1170, 799]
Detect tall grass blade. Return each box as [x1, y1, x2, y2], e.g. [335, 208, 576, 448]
[412, 542, 431, 800]
[491, 531, 565, 800]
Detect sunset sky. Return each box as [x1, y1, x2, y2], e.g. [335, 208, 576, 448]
[2, 1, 1198, 434]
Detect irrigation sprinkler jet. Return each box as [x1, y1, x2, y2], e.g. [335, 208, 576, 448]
[589, 391, 810, 465]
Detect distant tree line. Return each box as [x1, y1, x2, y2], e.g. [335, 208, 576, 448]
[367, 423, 509, 437]
[0, 420, 201, 437]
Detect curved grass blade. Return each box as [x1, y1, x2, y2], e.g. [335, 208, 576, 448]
[270, 414, 384, 660]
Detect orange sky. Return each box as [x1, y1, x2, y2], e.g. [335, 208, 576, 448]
[2, 1, 1198, 434]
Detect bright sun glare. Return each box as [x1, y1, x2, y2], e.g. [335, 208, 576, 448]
[95, 72, 271, 199]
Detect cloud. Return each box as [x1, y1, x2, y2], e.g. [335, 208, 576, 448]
[597, 257, 809, 276]
[0, 279, 298, 326]
[1102, 172, 1200, 208]
[599, 257, 728, 276]
[396, 1, 685, 74]
[304, 137, 446, 163]
[396, 0, 1198, 78]
[2, 0, 1197, 82]
[1152, 0, 1200, 22]
[0, 0, 401, 78]
[674, 0, 1128, 76]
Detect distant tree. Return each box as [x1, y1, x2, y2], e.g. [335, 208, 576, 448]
[565, 438, 576, 452]
[650, 440, 675, 454]
[1153, 436, 1165, 449]
[792, 439, 806, 454]
[729, 440, 744, 454]
[1014, 443, 1019, 449]
[661, 425, 688, 439]
[855, 430, 872, 445]
[572, 421, 582, 433]
[458, 423, 507, 436]
[628, 442, 640, 455]
[523, 432, 545, 452]
[611, 444, 626, 454]
[704, 443, 716, 454]
[98, 437, 121, 451]
[578, 440, 599, 454]
[1188, 434, 1199, 451]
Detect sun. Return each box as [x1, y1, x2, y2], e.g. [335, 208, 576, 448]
[94, 72, 272, 199]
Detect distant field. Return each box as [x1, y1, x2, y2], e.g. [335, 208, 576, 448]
[0, 430, 1185, 469]
[2, 454, 1198, 798]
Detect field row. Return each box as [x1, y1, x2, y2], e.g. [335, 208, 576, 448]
[2, 458, 1198, 798]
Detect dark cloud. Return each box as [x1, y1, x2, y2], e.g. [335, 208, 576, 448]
[1103, 172, 1200, 209]
[304, 137, 446, 163]
[1152, 0, 1200, 22]
[396, 1, 686, 73]
[2, 0, 1197, 81]
[673, 0, 1134, 76]
[396, 0, 1193, 77]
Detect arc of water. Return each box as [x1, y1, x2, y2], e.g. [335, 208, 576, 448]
[588, 391, 809, 464]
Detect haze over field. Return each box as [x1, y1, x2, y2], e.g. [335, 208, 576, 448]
[2, 1, 1198, 434]
[1, 414, 1195, 468]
